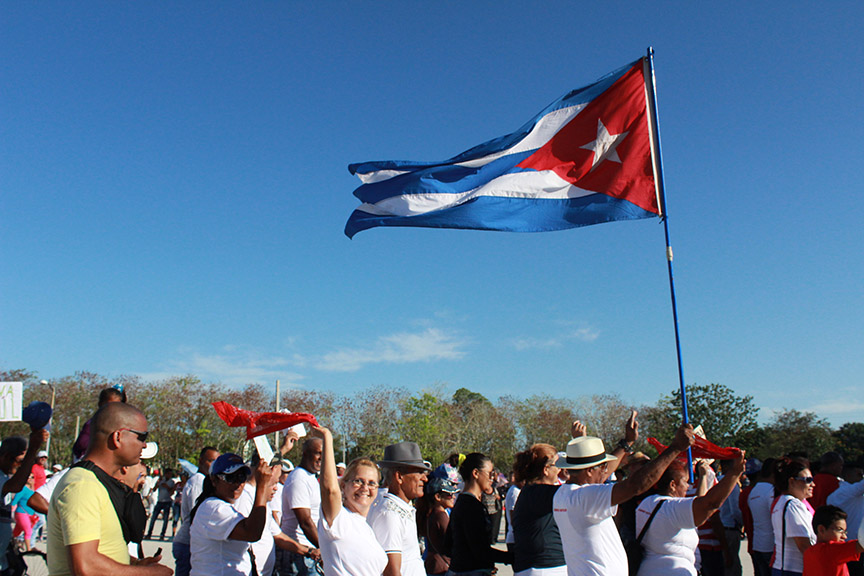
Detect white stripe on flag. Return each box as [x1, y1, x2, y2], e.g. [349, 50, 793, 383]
[353, 102, 588, 183]
[355, 170, 595, 217]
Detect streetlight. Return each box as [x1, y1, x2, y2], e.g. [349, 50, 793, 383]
[40, 380, 56, 459]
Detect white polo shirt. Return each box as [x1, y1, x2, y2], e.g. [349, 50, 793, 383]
[366, 492, 424, 576]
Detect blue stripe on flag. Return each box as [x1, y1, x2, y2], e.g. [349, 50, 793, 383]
[345, 193, 656, 238]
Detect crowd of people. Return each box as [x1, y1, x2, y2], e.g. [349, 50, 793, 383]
[0, 386, 861, 576]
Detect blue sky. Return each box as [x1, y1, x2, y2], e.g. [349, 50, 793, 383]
[3, 3, 862, 427]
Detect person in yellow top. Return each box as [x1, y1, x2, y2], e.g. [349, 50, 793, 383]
[47, 402, 173, 576]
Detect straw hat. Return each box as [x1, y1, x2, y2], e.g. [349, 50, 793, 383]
[555, 437, 618, 470]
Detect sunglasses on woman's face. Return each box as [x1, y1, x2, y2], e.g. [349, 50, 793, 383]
[218, 471, 249, 485]
[793, 476, 815, 484]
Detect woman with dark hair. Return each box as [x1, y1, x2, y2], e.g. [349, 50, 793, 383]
[444, 452, 513, 575]
[311, 426, 387, 576]
[635, 452, 745, 575]
[189, 453, 297, 576]
[770, 459, 816, 576]
[510, 443, 566, 576]
[418, 477, 459, 576]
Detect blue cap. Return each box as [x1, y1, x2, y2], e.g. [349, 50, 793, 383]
[210, 453, 251, 477]
[22, 401, 52, 431]
[426, 476, 459, 496]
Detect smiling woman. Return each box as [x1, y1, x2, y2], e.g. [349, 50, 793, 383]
[312, 426, 388, 576]
[188, 454, 281, 576]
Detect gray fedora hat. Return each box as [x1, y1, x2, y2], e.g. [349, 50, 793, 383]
[378, 441, 432, 471]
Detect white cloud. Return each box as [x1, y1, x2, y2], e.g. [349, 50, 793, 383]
[512, 325, 599, 350]
[139, 346, 305, 387]
[316, 328, 466, 372]
[809, 401, 864, 416]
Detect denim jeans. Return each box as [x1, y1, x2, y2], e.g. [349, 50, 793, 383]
[172, 541, 191, 576]
[277, 551, 318, 576]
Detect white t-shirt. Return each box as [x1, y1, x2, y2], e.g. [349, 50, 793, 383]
[827, 478, 864, 542]
[366, 492, 424, 576]
[281, 467, 321, 547]
[505, 484, 522, 545]
[770, 495, 815, 572]
[552, 483, 626, 576]
[35, 467, 68, 503]
[272, 482, 284, 520]
[235, 483, 282, 576]
[190, 497, 251, 576]
[174, 472, 205, 545]
[635, 495, 698, 576]
[747, 481, 775, 553]
[319, 506, 387, 576]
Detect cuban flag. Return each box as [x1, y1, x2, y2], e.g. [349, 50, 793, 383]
[345, 57, 663, 239]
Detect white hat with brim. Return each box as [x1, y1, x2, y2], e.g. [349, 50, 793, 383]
[555, 437, 618, 470]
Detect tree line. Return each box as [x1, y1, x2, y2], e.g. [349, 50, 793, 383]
[1, 369, 861, 473]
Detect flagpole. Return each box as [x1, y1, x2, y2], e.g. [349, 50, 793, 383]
[644, 47, 694, 480]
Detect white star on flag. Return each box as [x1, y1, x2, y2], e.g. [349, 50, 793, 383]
[580, 119, 629, 171]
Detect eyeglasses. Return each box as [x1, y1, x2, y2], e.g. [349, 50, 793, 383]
[118, 428, 149, 442]
[217, 470, 249, 485]
[793, 476, 815, 484]
[350, 478, 380, 489]
[831, 526, 848, 536]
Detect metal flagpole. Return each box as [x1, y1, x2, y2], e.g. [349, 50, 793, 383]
[644, 47, 694, 480]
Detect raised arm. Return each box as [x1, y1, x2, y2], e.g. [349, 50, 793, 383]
[3, 429, 49, 496]
[611, 423, 695, 506]
[311, 426, 341, 526]
[604, 410, 638, 480]
[228, 460, 278, 542]
[692, 452, 745, 526]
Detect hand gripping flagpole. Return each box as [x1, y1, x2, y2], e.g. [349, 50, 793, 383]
[644, 47, 694, 481]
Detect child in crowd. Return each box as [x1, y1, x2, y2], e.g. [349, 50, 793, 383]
[803, 505, 862, 576]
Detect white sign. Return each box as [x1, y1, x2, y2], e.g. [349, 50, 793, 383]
[0, 382, 23, 422]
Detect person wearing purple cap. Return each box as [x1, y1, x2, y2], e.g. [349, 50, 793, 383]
[188, 453, 288, 576]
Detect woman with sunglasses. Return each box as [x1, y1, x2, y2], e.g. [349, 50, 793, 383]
[770, 459, 816, 576]
[444, 452, 513, 575]
[635, 454, 744, 575]
[188, 453, 280, 576]
[510, 443, 566, 576]
[311, 426, 387, 576]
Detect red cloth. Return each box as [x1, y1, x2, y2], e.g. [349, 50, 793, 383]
[803, 540, 861, 576]
[212, 401, 319, 440]
[810, 473, 841, 509]
[647, 436, 742, 460]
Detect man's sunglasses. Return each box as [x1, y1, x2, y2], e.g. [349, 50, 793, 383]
[118, 428, 149, 443]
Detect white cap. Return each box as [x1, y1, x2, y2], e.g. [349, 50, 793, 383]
[141, 442, 159, 460]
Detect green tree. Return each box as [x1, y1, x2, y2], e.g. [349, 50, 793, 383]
[832, 422, 864, 463]
[758, 409, 836, 461]
[640, 383, 759, 449]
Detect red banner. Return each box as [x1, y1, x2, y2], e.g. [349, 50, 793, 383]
[647, 436, 742, 461]
[212, 401, 319, 440]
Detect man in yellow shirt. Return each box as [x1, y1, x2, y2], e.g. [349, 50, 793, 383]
[47, 402, 173, 576]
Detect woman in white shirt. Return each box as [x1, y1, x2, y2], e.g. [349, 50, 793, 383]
[770, 459, 816, 576]
[312, 426, 387, 576]
[189, 453, 279, 576]
[636, 453, 744, 576]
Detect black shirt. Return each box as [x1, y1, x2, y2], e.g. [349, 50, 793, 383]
[511, 483, 565, 572]
[445, 493, 513, 571]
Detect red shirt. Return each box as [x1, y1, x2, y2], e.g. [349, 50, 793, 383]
[803, 540, 860, 576]
[32, 463, 47, 490]
[810, 473, 841, 509]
